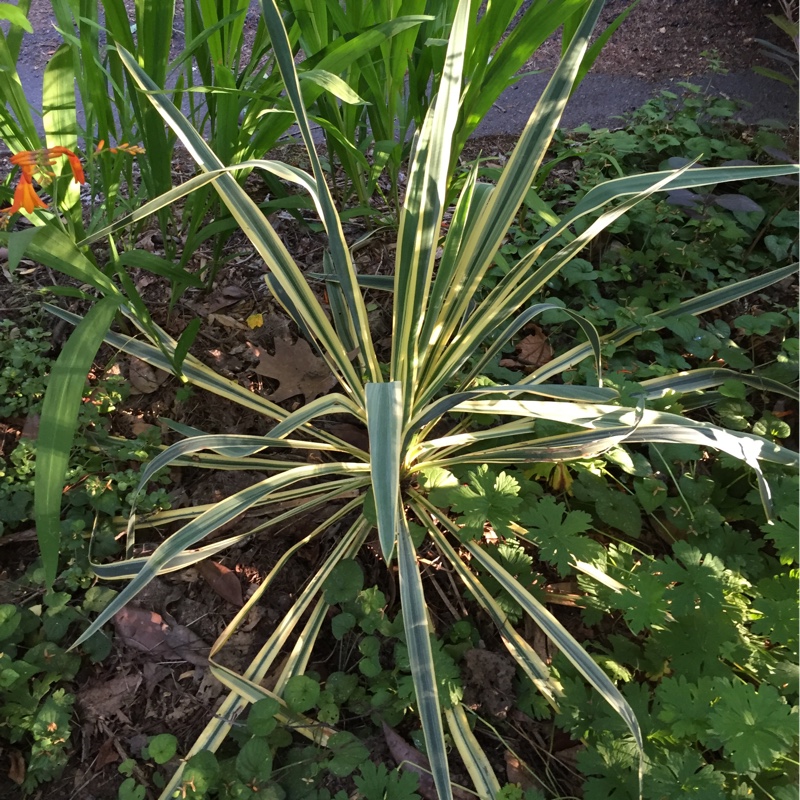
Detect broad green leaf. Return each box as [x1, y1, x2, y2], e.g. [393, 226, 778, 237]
[301, 68, 368, 104]
[366, 382, 403, 562]
[283, 675, 320, 713]
[0, 2, 33, 33]
[35, 296, 120, 587]
[43, 43, 77, 150]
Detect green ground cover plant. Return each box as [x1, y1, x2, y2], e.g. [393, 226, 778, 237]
[0, 313, 171, 790]
[30, 1, 797, 798]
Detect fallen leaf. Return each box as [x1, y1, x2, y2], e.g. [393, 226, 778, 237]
[8, 750, 25, 785]
[197, 560, 244, 607]
[77, 673, 142, 724]
[113, 606, 209, 666]
[95, 737, 120, 769]
[252, 337, 340, 403]
[505, 751, 538, 791]
[382, 723, 471, 800]
[203, 285, 248, 313]
[162, 612, 212, 666]
[515, 327, 553, 367]
[130, 418, 156, 437]
[246, 312, 264, 329]
[129, 358, 169, 394]
[208, 313, 249, 331]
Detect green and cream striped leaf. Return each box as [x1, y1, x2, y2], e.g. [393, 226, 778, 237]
[129, 429, 358, 499]
[397, 514, 452, 800]
[418, 161, 695, 408]
[441, 400, 798, 466]
[417, 165, 489, 353]
[98, 480, 367, 583]
[116, 47, 366, 401]
[271, 597, 329, 697]
[71, 463, 369, 650]
[525, 263, 799, 384]
[268, 394, 367, 439]
[159, 516, 370, 799]
[420, 424, 639, 473]
[408, 384, 620, 444]
[210, 661, 335, 743]
[464, 538, 644, 767]
[425, 413, 793, 516]
[445, 705, 501, 799]
[417, 0, 604, 383]
[44, 304, 363, 456]
[415, 490, 639, 758]
[416, 503, 560, 708]
[125, 478, 364, 533]
[637, 368, 798, 401]
[218, 511, 370, 666]
[391, 0, 469, 405]
[259, 0, 381, 380]
[459, 303, 603, 387]
[103, 483, 363, 588]
[79, 159, 319, 247]
[432, 420, 797, 468]
[549, 163, 800, 250]
[366, 382, 404, 562]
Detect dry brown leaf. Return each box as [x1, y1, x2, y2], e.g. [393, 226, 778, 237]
[382, 723, 471, 800]
[130, 418, 156, 437]
[95, 737, 121, 769]
[128, 358, 169, 394]
[113, 606, 209, 666]
[197, 560, 244, 607]
[7, 750, 25, 786]
[327, 423, 370, 453]
[252, 337, 339, 403]
[515, 326, 553, 367]
[78, 672, 143, 723]
[208, 312, 249, 330]
[505, 751, 538, 792]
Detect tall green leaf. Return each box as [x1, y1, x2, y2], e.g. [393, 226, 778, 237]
[35, 296, 120, 587]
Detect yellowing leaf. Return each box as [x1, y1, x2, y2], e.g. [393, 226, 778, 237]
[246, 313, 264, 329]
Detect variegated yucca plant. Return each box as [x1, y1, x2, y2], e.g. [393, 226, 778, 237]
[49, 0, 800, 796]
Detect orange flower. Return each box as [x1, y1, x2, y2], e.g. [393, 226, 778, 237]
[2, 146, 85, 220]
[10, 146, 85, 184]
[10, 174, 49, 213]
[95, 139, 145, 156]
